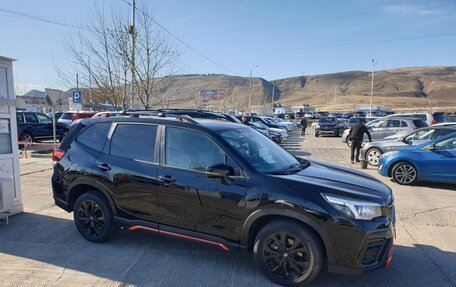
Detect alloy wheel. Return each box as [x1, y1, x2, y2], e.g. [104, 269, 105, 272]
[262, 232, 311, 280]
[367, 149, 381, 165]
[394, 164, 416, 184]
[77, 200, 105, 237]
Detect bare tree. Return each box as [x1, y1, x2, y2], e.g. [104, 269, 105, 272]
[57, 1, 179, 110]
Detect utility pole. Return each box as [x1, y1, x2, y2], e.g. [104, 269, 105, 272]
[369, 59, 377, 117]
[89, 56, 92, 112]
[76, 73, 79, 90]
[334, 86, 337, 113]
[129, 0, 136, 110]
[271, 84, 275, 104]
[247, 65, 258, 112]
[326, 90, 329, 108]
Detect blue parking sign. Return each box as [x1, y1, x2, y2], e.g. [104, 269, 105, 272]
[73, 91, 82, 103]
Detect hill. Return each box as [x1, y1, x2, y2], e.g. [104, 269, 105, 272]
[272, 66, 456, 111]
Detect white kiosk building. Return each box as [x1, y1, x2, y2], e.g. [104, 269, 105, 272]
[0, 56, 23, 221]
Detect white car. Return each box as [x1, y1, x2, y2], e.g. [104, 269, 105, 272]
[386, 111, 446, 126]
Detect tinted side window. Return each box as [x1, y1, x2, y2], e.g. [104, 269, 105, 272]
[110, 124, 157, 162]
[413, 120, 428, 128]
[165, 127, 226, 172]
[60, 113, 73, 120]
[413, 114, 427, 121]
[37, 113, 52, 123]
[76, 123, 111, 152]
[387, 120, 401, 128]
[434, 129, 456, 138]
[24, 113, 38, 123]
[16, 113, 24, 123]
[401, 121, 408, 127]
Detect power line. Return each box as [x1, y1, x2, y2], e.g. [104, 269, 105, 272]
[121, 1, 234, 73]
[219, 31, 456, 56]
[0, 7, 92, 31]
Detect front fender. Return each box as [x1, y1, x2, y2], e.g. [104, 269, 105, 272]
[241, 207, 334, 263]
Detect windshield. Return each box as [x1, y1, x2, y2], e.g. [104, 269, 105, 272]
[319, 117, 337, 123]
[216, 127, 302, 174]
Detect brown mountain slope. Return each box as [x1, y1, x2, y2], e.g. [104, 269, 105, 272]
[272, 66, 456, 111]
[154, 74, 279, 111]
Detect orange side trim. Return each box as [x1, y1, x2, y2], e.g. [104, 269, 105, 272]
[128, 225, 230, 251]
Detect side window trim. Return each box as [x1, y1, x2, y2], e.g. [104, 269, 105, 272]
[107, 122, 159, 163]
[161, 125, 245, 177]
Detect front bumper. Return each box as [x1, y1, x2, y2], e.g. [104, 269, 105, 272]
[326, 204, 395, 275]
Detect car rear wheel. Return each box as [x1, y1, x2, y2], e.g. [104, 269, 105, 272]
[20, 132, 33, 144]
[73, 191, 117, 243]
[314, 131, 319, 137]
[253, 220, 323, 286]
[392, 161, 417, 185]
[366, 148, 382, 166]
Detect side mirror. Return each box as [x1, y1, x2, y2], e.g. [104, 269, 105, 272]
[424, 143, 435, 151]
[206, 164, 235, 178]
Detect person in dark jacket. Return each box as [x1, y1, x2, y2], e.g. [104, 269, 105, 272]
[348, 119, 372, 164]
[300, 117, 308, 136]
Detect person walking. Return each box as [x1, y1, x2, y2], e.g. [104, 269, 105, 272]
[348, 119, 372, 164]
[300, 117, 308, 136]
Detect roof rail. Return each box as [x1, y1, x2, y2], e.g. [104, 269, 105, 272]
[157, 112, 199, 124]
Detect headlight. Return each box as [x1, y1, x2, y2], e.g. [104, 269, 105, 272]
[382, 151, 399, 158]
[322, 194, 382, 220]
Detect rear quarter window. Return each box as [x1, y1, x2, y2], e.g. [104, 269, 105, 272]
[76, 123, 111, 152]
[60, 113, 73, 120]
[413, 120, 428, 128]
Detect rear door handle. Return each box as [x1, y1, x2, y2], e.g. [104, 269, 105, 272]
[158, 175, 176, 183]
[97, 163, 111, 171]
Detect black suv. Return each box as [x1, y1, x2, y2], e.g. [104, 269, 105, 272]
[314, 116, 345, 137]
[52, 115, 395, 286]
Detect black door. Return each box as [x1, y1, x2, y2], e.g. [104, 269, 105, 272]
[95, 123, 160, 222]
[36, 113, 54, 139]
[157, 126, 247, 242]
[23, 113, 40, 138]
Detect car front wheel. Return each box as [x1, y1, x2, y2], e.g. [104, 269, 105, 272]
[253, 220, 323, 286]
[392, 161, 417, 185]
[73, 191, 117, 243]
[366, 148, 382, 166]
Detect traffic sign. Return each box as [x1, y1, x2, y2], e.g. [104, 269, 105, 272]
[73, 91, 82, 103]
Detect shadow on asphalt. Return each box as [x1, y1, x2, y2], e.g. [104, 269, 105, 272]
[1, 212, 455, 286]
[387, 179, 456, 191]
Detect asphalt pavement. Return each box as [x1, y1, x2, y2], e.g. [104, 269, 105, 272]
[0, 130, 455, 287]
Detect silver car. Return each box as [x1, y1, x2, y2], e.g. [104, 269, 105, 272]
[342, 117, 428, 146]
[361, 126, 456, 166]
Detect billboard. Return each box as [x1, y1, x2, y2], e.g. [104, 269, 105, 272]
[200, 90, 225, 102]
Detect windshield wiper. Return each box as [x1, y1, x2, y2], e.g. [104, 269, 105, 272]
[269, 162, 309, 175]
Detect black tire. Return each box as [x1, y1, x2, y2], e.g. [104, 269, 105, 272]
[391, 161, 418, 185]
[253, 220, 323, 286]
[314, 131, 319, 137]
[73, 191, 117, 243]
[366, 148, 382, 166]
[346, 140, 352, 148]
[20, 132, 33, 143]
[19, 132, 33, 149]
[335, 131, 339, 137]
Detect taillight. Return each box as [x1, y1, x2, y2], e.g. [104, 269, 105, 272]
[431, 119, 436, 125]
[52, 149, 65, 161]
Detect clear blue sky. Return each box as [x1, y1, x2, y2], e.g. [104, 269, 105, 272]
[1, 0, 455, 93]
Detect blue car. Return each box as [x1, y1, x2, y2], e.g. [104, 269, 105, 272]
[378, 132, 456, 185]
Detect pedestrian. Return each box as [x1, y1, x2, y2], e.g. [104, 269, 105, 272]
[348, 119, 372, 164]
[300, 117, 307, 136]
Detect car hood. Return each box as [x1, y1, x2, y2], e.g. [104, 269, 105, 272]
[283, 161, 392, 204]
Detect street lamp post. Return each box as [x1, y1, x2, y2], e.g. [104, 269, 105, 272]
[369, 59, 377, 117]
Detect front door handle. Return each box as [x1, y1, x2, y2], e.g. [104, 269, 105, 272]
[158, 175, 176, 183]
[97, 163, 111, 171]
